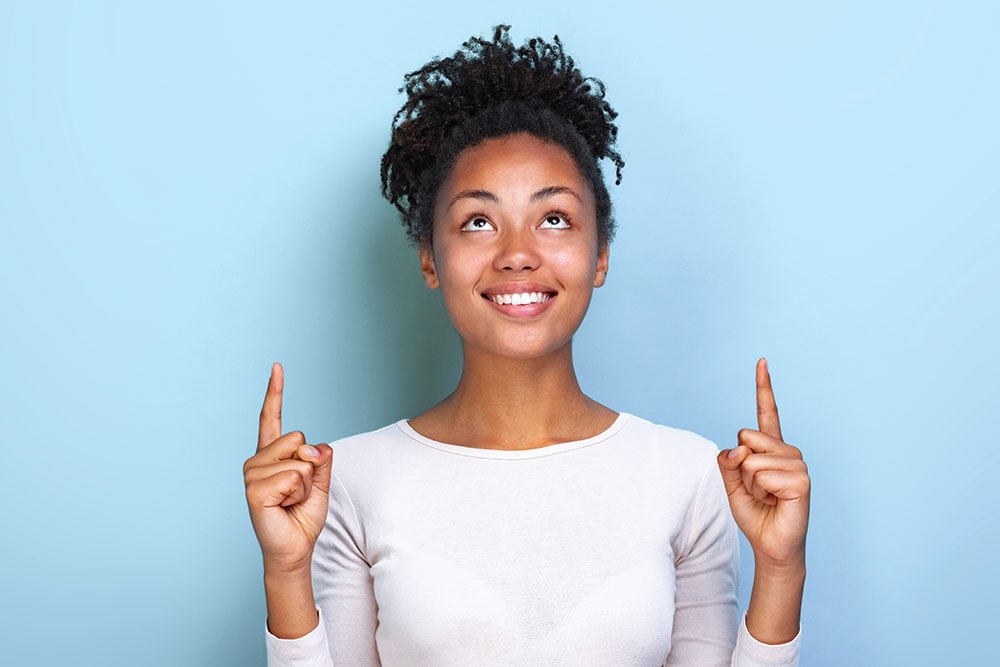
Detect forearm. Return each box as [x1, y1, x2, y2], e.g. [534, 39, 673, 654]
[264, 564, 320, 639]
[744, 559, 805, 645]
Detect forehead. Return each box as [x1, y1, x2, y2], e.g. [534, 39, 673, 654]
[442, 133, 591, 196]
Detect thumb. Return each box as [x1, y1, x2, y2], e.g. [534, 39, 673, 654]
[308, 444, 334, 493]
[716, 446, 748, 497]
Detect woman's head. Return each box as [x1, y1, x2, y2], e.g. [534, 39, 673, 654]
[381, 25, 624, 249]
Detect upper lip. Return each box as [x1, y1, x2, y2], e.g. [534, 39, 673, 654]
[480, 282, 557, 298]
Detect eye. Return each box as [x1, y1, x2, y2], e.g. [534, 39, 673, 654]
[460, 216, 495, 232]
[540, 213, 571, 229]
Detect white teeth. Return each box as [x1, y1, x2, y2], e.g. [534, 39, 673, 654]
[490, 292, 551, 305]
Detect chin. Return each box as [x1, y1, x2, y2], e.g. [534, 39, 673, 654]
[479, 335, 575, 362]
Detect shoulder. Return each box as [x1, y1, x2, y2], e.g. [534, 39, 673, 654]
[611, 415, 726, 516]
[327, 421, 408, 450]
[600, 415, 734, 555]
[618, 416, 735, 552]
[614, 413, 721, 472]
[325, 420, 413, 470]
[587, 414, 726, 515]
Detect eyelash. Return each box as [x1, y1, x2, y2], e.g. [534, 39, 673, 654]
[458, 211, 574, 232]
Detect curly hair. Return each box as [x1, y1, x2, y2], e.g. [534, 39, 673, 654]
[380, 25, 624, 248]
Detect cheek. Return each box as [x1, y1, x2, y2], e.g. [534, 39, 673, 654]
[551, 246, 599, 285]
[434, 245, 482, 298]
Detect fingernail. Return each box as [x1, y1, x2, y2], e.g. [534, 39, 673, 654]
[302, 445, 319, 459]
[727, 447, 740, 459]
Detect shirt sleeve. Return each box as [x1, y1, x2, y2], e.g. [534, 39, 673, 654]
[265, 467, 381, 666]
[265, 608, 334, 667]
[733, 615, 800, 666]
[665, 455, 800, 666]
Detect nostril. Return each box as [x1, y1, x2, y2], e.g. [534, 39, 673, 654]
[501, 263, 537, 272]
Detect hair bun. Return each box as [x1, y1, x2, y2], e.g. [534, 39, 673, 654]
[381, 25, 624, 246]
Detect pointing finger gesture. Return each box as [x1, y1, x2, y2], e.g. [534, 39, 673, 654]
[244, 363, 334, 574]
[717, 359, 810, 571]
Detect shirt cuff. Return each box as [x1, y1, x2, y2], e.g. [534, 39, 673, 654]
[265, 607, 333, 667]
[734, 613, 800, 666]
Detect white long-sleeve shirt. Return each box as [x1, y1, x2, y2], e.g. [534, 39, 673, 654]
[266, 413, 800, 666]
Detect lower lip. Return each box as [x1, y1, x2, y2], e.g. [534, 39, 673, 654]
[484, 296, 555, 318]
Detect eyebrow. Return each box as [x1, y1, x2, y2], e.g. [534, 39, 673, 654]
[449, 189, 499, 207]
[531, 185, 582, 203]
[448, 185, 582, 208]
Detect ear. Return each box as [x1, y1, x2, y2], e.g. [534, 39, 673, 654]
[419, 243, 439, 289]
[593, 244, 610, 288]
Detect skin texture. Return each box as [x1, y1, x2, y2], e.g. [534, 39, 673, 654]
[244, 133, 810, 646]
[243, 362, 333, 638]
[718, 358, 810, 643]
[409, 134, 617, 449]
[422, 134, 607, 363]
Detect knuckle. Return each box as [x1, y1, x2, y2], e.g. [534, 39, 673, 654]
[291, 459, 314, 476]
[277, 468, 303, 487]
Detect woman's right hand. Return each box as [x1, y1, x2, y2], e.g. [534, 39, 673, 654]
[244, 362, 334, 575]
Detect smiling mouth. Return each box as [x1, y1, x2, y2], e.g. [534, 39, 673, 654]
[483, 291, 553, 306]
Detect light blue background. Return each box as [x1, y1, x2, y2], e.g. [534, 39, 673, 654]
[2, 1, 997, 664]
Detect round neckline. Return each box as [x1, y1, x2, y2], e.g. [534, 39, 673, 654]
[395, 412, 631, 460]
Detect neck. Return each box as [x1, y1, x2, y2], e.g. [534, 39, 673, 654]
[411, 342, 617, 450]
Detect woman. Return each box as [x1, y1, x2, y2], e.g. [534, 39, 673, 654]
[245, 26, 809, 665]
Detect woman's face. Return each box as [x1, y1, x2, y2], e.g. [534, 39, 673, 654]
[420, 133, 609, 361]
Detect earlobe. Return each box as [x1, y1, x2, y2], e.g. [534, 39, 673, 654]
[419, 244, 440, 289]
[593, 246, 610, 288]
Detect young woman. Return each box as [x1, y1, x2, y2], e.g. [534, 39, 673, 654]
[245, 26, 809, 665]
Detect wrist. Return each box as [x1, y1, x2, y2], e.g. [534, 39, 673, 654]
[751, 551, 806, 580]
[263, 558, 313, 582]
[263, 564, 319, 640]
[746, 555, 805, 645]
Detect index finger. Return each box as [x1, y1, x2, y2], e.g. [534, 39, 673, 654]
[755, 357, 783, 440]
[257, 362, 284, 451]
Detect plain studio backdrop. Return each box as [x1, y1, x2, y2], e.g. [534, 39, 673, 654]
[1, 1, 997, 664]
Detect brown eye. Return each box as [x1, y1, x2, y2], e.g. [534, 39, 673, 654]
[461, 216, 495, 232]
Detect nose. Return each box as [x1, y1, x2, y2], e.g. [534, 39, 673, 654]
[493, 227, 540, 272]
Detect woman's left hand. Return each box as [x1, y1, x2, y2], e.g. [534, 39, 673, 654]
[717, 358, 810, 572]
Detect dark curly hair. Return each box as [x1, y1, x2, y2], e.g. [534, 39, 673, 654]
[380, 25, 624, 248]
